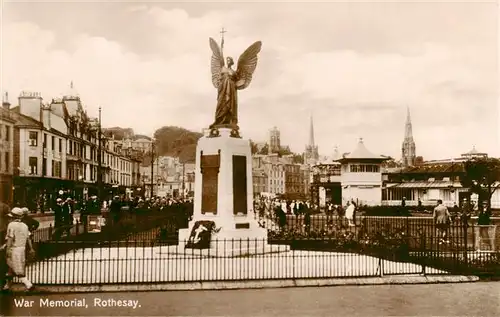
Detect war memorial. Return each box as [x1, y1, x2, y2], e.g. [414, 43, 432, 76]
[5, 32, 494, 289]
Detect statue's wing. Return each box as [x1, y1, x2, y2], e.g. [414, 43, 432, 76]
[235, 41, 262, 90]
[209, 37, 224, 88]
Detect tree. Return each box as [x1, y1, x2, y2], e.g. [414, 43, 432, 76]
[258, 143, 269, 155]
[249, 139, 259, 155]
[292, 154, 304, 164]
[276, 146, 292, 157]
[461, 158, 500, 217]
[381, 157, 401, 168]
[153, 126, 202, 159]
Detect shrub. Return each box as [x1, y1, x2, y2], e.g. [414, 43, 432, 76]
[360, 205, 411, 217]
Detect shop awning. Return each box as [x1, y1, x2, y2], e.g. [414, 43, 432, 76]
[388, 181, 463, 189]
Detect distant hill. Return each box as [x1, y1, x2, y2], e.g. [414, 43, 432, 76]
[153, 126, 202, 163]
[102, 127, 134, 140]
[103, 126, 201, 165]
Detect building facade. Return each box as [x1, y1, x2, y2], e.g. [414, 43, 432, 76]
[284, 163, 302, 196]
[310, 163, 342, 207]
[252, 169, 268, 195]
[122, 135, 153, 153]
[0, 94, 15, 204]
[382, 147, 496, 208]
[300, 165, 311, 197]
[7, 86, 142, 209]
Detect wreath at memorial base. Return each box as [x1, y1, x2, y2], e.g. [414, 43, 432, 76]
[185, 220, 221, 249]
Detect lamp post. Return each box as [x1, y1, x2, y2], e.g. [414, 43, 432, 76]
[41, 135, 47, 213]
[182, 161, 186, 198]
[150, 138, 155, 198]
[97, 106, 103, 203]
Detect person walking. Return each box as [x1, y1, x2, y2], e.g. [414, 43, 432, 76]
[433, 199, 451, 244]
[1, 207, 35, 292]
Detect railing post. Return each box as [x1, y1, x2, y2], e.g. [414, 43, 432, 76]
[48, 224, 53, 240]
[379, 256, 384, 277]
[463, 217, 468, 268]
[421, 233, 426, 276]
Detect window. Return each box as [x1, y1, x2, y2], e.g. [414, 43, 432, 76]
[0, 151, 4, 171]
[43, 133, 47, 148]
[29, 157, 38, 175]
[4, 152, 9, 172]
[42, 158, 47, 176]
[53, 161, 62, 178]
[349, 164, 380, 173]
[51, 136, 55, 151]
[5, 125, 10, 141]
[59, 139, 62, 152]
[28, 131, 38, 146]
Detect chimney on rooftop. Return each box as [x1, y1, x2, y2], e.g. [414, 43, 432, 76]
[2, 92, 10, 110]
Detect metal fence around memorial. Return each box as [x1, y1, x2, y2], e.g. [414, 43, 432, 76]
[18, 212, 499, 285]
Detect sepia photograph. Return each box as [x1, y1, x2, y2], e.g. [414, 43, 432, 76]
[0, 0, 499, 316]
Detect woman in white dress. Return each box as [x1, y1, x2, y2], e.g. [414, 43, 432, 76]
[345, 201, 356, 227]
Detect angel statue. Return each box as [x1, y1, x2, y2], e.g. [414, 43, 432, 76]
[209, 35, 262, 136]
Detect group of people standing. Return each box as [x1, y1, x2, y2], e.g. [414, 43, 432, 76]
[254, 197, 360, 232]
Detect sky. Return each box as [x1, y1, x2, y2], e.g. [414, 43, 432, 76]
[1, 0, 499, 160]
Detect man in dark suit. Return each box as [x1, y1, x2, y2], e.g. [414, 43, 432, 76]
[62, 198, 73, 236]
[109, 196, 122, 226]
[53, 198, 65, 239]
[21, 208, 40, 232]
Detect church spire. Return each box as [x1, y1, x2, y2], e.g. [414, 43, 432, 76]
[309, 114, 315, 146]
[402, 106, 416, 167]
[304, 113, 319, 165]
[404, 106, 414, 141]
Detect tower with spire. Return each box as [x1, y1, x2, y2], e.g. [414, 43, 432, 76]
[304, 115, 319, 164]
[401, 106, 416, 167]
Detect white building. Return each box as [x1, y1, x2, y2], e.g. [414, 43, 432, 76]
[337, 138, 389, 206]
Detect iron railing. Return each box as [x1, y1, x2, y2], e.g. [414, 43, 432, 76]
[20, 212, 500, 285]
[24, 237, 448, 285]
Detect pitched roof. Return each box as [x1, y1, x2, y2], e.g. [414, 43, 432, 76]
[0, 108, 15, 123]
[390, 180, 462, 189]
[339, 138, 388, 161]
[132, 134, 152, 141]
[402, 162, 464, 174]
[11, 111, 42, 128]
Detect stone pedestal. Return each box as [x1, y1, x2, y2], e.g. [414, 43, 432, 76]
[174, 128, 288, 257]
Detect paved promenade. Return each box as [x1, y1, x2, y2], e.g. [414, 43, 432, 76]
[2, 281, 498, 316]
